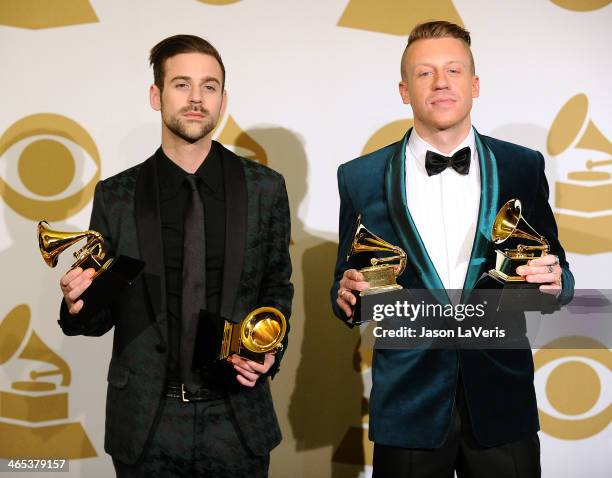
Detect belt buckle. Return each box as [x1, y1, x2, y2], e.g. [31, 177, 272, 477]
[181, 384, 190, 403]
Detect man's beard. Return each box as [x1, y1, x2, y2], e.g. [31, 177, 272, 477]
[162, 106, 217, 144]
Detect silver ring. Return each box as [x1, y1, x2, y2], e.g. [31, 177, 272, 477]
[547, 265, 553, 274]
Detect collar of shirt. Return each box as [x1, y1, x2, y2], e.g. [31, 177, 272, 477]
[407, 127, 477, 176]
[156, 141, 224, 200]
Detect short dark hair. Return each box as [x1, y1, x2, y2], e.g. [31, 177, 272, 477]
[401, 21, 475, 79]
[149, 34, 225, 90]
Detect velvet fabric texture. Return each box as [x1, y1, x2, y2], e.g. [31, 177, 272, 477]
[331, 128, 574, 448]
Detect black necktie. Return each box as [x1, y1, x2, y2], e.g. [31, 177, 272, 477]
[425, 146, 471, 176]
[181, 174, 206, 392]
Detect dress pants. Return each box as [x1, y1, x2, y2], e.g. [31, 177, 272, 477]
[112, 395, 269, 478]
[372, 381, 541, 478]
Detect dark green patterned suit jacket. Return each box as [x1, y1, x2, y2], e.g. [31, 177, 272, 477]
[58, 141, 293, 463]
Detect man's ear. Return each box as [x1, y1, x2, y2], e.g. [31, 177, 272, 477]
[220, 89, 228, 117]
[399, 80, 411, 105]
[472, 75, 480, 99]
[150, 84, 161, 111]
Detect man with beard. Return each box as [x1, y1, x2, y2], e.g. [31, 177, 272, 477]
[58, 35, 293, 477]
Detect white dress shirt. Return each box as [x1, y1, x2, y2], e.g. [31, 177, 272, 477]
[405, 128, 481, 290]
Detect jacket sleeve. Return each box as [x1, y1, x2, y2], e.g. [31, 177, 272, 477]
[532, 152, 574, 303]
[57, 181, 115, 336]
[330, 164, 360, 326]
[257, 175, 294, 378]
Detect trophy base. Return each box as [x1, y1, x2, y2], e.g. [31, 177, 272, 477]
[219, 322, 266, 364]
[79, 255, 145, 317]
[486, 269, 540, 288]
[361, 264, 401, 291]
[475, 272, 559, 312]
[492, 249, 543, 283]
[350, 285, 403, 326]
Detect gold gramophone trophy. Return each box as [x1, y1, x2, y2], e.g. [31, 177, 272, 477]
[219, 307, 287, 364]
[345, 215, 407, 324]
[487, 199, 550, 286]
[348, 215, 407, 295]
[37, 221, 145, 316]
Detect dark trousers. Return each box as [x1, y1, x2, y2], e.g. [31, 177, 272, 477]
[112, 396, 269, 478]
[372, 383, 540, 478]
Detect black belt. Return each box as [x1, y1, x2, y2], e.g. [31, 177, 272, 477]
[165, 381, 227, 402]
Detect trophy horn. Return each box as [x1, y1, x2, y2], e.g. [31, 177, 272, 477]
[37, 220, 106, 270]
[348, 214, 407, 276]
[491, 199, 549, 254]
[219, 306, 287, 364]
[240, 307, 287, 354]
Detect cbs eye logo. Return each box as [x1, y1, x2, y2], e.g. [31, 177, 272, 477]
[534, 336, 611, 440]
[0, 114, 100, 221]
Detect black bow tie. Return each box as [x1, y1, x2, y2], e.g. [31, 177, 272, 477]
[425, 146, 471, 176]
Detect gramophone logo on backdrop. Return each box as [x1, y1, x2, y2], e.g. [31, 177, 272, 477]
[0, 113, 100, 221]
[0, 0, 98, 29]
[338, 0, 463, 35]
[214, 115, 268, 165]
[362, 119, 414, 156]
[549, 0, 611, 12]
[534, 337, 611, 440]
[0, 305, 96, 458]
[547, 94, 612, 253]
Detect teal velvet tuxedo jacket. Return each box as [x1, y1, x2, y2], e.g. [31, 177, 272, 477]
[331, 128, 574, 449]
[58, 142, 293, 463]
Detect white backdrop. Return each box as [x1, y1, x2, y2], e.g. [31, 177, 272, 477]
[1, 1, 610, 477]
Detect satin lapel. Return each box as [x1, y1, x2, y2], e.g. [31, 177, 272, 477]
[219, 145, 247, 323]
[385, 128, 448, 303]
[462, 129, 499, 291]
[134, 154, 166, 339]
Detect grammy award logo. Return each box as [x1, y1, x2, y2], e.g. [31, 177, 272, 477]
[213, 114, 268, 165]
[534, 337, 611, 440]
[362, 119, 414, 155]
[0, 113, 100, 221]
[338, 0, 463, 36]
[547, 94, 612, 253]
[549, 0, 611, 12]
[0, 0, 98, 29]
[0, 304, 96, 458]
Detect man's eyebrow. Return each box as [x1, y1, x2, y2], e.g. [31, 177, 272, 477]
[169, 75, 221, 85]
[413, 59, 467, 67]
[170, 75, 191, 82]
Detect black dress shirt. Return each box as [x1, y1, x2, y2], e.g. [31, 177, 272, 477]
[156, 143, 225, 382]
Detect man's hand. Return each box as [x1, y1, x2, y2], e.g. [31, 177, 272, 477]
[228, 353, 276, 387]
[336, 269, 370, 318]
[516, 254, 562, 292]
[60, 267, 95, 315]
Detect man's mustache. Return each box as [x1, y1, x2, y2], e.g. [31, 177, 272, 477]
[181, 106, 209, 115]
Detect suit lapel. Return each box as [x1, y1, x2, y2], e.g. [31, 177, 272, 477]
[385, 128, 449, 303]
[461, 129, 500, 291]
[218, 144, 247, 323]
[134, 154, 167, 339]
